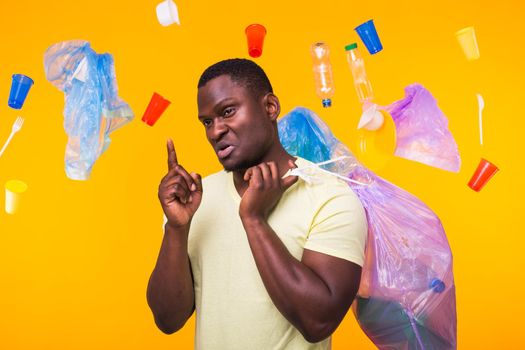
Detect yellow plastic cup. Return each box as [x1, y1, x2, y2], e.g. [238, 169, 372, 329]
[354, 109, 397, 171]
[455, 26, 480, 61]
[5, 180, 28, 215]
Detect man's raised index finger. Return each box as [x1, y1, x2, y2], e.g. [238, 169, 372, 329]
[167, 139, 178, 170]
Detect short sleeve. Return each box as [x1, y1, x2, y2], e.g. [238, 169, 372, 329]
[304, 184, 368, 266]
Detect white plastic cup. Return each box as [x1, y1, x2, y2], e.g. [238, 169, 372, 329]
[156, 0, 180, 26]
[5, 180, 28, 215]
[358, 104, 385, 131]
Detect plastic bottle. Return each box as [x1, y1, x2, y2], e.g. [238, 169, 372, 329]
[310, 42, 335, 108]
[345, 43, 374, 104]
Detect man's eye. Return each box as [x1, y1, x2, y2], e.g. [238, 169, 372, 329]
[223, 107, 235, 117]
[203, 119, 212, 127]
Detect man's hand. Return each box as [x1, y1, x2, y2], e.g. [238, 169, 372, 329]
[239, 159, 298, 221]
[158, 139, 203, 229]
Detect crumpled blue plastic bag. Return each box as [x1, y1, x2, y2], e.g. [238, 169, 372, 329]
[44, 40, 133, 180]
[278, 107, 457, 350]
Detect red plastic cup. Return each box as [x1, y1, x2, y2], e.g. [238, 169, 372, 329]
[245, 24, 267, 58]
[468, 158, 499, 192]
[141, 92, 171, 126]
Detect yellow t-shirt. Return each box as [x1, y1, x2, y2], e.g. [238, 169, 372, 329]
[165, 156, 367, 349]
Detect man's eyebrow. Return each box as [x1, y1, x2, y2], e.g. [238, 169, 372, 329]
[198, 97, 237, 119]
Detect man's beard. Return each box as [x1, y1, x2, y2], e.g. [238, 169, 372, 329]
[223, 153, 265, 173]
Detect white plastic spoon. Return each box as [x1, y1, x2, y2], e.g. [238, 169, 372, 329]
[476, 93, 484, 145]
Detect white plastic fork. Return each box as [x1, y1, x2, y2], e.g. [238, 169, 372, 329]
[0, 116, 24, 158]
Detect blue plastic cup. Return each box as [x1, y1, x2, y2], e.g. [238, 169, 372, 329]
[355, 20, 383, 55]
[8, 74, 34, 109]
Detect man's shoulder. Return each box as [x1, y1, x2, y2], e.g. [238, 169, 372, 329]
[292, 156, 363, 212]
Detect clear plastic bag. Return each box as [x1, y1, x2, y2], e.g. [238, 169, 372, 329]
[44, 40, 133, 180]
[278, 107, 457, 350]
[385, 84, 461, 173]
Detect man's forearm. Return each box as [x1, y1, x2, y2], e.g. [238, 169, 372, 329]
[240, 217, 342, 342]
[147, 224, 195, 334]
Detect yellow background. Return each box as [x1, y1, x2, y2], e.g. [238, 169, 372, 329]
[0, 0, 523, 348]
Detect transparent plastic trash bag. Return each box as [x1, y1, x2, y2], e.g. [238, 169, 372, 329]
[44, 40, 133, 180]
[384, 84, 461, 172]
[278, 107, 457, 350]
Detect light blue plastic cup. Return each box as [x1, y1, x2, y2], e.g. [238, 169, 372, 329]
[355, 20, 383, 55]
[8, 74, 34, 109]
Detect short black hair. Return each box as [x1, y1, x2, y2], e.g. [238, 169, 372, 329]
[198, 58, 273, 99]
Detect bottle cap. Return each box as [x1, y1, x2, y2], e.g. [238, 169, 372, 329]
[322, 99, 332, 108]
[344, 43, 358, 51]
[429, 278, 446, 293]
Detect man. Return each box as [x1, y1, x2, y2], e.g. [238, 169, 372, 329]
[147, 59, 367, 349]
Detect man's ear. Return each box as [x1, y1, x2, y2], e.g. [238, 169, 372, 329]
[264, 93, 280, 122]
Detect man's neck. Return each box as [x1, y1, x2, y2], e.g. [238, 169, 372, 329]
[232, 146, 296, 197]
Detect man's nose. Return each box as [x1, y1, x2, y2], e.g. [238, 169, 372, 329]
[209, 119, 228, 141]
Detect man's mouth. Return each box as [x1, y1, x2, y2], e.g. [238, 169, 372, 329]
[217, 145, 234, 159]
